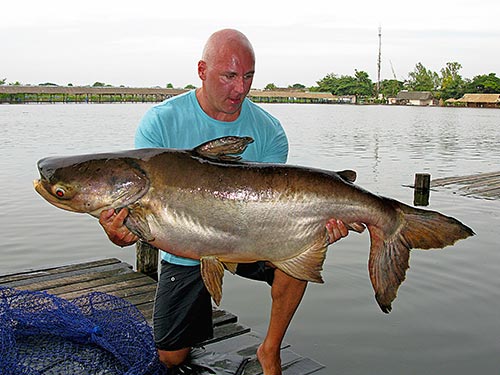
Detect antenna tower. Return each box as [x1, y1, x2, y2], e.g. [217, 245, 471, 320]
[376, 26, 381, 96]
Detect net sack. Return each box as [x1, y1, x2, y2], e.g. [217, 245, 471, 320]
[0, 287, 166, 375]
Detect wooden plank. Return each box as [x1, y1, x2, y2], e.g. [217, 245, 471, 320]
[431, 171, 500, 187]
[3, 262, 134, 290]
[458, 176, 500, 189]
[213, 308, 238, 326]
[205, 323, 251, 345]
[281, 355, 326, 375]
[240, 349, 315, 375]
[205, 330, 263, 355]
[45, 272, 152, 297]
[136, 301, 154, 323]
[58, 281, 157, 301]
[0, 258, 122, 284]
[430, 171, 500, 200]
[202, 331, 321, 375]
[463, 187, 500, 198]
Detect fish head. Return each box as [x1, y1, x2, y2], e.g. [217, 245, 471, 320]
[33, 153, 149, 217]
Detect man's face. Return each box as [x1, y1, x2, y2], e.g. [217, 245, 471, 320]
[198, 45, 255, 120]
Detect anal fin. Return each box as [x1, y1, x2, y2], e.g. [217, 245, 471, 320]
[223, 262, 238, 274]
[272, 240, 328, 283]
[200, 256, 225, 306]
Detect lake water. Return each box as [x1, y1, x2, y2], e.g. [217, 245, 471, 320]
[1, 102, 499, 374]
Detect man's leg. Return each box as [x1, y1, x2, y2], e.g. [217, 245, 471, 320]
[154, 261, 213, 369]
[240, 219, 348, 375]
[257, 269, 307, 375]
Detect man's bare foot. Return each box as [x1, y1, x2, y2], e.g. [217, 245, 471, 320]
[257, 343, 282, 375]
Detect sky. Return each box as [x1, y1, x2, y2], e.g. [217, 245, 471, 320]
[3, 0, 500, 89]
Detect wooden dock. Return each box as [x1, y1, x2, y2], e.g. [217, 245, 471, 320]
[0, 258, 324, 375]
[431, 171, 500, 200]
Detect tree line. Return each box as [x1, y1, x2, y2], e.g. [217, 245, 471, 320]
[267, 62, 500, 101]
[3, 61, 499, 101]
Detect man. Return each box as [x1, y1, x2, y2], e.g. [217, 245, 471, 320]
[99, 29, 348, 375]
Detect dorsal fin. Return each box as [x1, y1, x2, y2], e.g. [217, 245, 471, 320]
[337, 169, 357, 183]
[194, 136, 254, 161]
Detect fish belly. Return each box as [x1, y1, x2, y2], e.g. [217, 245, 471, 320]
[148, 192, 333, 263]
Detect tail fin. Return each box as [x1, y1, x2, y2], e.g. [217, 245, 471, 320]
[368, 199, 474, 313]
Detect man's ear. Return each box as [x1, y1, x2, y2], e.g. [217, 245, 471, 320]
[198, 60, 207, 80]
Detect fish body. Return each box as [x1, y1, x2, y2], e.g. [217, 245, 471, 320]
[34, 136, 474, 312]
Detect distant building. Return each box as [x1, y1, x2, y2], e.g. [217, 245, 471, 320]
[393, 91, 436, 106]
[455, 93, 500, 108]
[247, 90, 356, 104]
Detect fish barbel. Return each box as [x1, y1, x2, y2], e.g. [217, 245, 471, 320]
[34, 136, 474, 312]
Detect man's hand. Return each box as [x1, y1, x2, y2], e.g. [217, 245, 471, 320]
[325, 218, 348, 244]
[99, 208, 139, 247]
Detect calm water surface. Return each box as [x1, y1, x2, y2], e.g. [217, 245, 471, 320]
[1, 103, 499, 374]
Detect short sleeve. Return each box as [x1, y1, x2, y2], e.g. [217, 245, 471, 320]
[135, 108, 165, 149]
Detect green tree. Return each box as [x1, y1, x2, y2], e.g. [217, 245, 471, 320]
[353, 70, 373, 97]
[465, 73, 500, 93]
[380, 79, 404, 98]
[92, 81, 105, 87]
[184, 84, 196, 89]
[440, 62, 465, 100]
[288, 83, 305, 90]
[407, 62, 439, 91]
[316, 73, 354, 95]
[264, 83, 277, 91]
[315, 70, 373, 96]
[0, 78, 6, 85]
[315, 73, 336, 92]
[166, 83, 174, 89]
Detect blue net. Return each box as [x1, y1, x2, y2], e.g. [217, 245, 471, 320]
[0, 287, 167, 375]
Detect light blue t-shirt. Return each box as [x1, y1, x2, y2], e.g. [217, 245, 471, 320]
[135, 90, 288, 265]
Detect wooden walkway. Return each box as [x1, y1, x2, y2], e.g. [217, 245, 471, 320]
[0, 258, 324, 375]
[431, 171, 500, 200]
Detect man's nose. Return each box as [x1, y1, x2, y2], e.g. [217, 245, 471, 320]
[233, 76, 245, 94]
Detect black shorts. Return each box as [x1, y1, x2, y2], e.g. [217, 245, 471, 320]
[153, 260, 274, 351]
[154, 261, 213, 351]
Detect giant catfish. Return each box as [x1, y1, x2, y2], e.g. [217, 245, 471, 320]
[34, 136, 474, 312]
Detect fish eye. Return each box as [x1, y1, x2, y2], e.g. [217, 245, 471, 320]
[55, 187, 65, 198]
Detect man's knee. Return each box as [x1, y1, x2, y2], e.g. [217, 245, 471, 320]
[158, 347, 191, 368]
[271, 269, 307, 300]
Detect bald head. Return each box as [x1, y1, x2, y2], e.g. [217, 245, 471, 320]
[202, 29, 255, 65]
[196, 29, 256, 121]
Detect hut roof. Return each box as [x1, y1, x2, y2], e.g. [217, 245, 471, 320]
[395, 91, 434, 100]
[457, 93, 500, 103]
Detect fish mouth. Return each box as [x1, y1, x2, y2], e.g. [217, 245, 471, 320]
[33, 179, 80, 213]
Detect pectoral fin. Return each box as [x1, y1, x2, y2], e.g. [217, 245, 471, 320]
[200, 256, 225, 306]
[123, 204, 154, 241]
